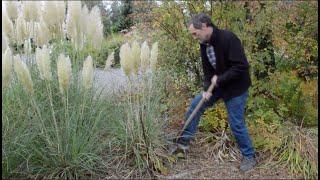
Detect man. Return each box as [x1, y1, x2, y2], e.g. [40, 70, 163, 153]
[176, 13, 257, 172]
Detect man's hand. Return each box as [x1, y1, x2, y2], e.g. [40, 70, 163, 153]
[211, 75, 218, 86]
[202, 92, 212, 101]
[203, 75, 218, 101]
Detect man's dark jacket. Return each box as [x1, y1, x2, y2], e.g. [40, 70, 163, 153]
[201, 26, 251, 101]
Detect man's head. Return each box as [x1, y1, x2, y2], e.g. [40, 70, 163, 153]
[188, 13, 215, 44]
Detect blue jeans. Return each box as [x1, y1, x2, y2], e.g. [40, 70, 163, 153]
[181, 89, 255, 158]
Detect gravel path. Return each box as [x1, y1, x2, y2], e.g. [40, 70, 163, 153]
[93, 68, 128, 97]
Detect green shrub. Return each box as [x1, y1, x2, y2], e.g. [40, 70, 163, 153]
[270, 72, 318, 126]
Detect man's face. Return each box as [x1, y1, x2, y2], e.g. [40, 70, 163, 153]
[188, 23, 211, 44]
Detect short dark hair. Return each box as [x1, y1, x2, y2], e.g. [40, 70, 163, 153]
[188, 13, 215, 29]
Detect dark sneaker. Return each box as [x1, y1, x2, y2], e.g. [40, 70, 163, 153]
[240, 156, 257, 172]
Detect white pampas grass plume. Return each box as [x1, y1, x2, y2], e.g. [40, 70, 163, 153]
[131, 41, 141, 75]
[2, 35, 8, 53]
[66, 1, 81, 39]
[80, 5, 89, 35]
[150, 42, 159, 71]
[42, 1, 65, 27]
[13, 54, 34, 94]
[57, 54, 72, 94]
[42, 1, 65, 38]
[36, 45, 52, 81]
[22, 1, 39, 22]
[2, 9, 14, 41]
[87, 6, 104, 50]
[24, 39, 32, 54]
[91, 27, 104, 50]
[71, 28, 84, 51]
[2, 48, 13, 88]
[56, 1, 66, 26]
[35, 18, 51, 47]
[5, 1, 19, 21]
[82, 56, 94, 90]
[66, 1, 84, 51]
[120, 42, 132, 76]
[140, 41, 150, 72]
[104, 52, 114, 70]
[16, 14, 28, 45]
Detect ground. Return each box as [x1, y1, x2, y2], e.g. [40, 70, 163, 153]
[91, 67, 305, 179]
[156, 130, 303, 179]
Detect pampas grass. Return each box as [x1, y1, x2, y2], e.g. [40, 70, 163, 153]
[4, 1, 19, 21]
[57, 53, 72, 94]
[35, 18, 51, 47]
[66, 1, 85, 51]
[2, 35, 8, 52]
[22, 1, 39, 22]
[13, 54, 34, 94]
[35, 45, 52, 81]
[2, 9, 14, 41]
[120, 42, 132, 76]
[2, 48, 13, 88]
[104, 52, 115, 70]
[80, 5, 89, 35]
[82, 55, 94, 90]
[140, 41, 150, 73]
[87, 6, 104, 50]
[150, 42, 159, 71]
[131, 40, 141, 75]
[24, 39, 32, 54]
[42, 1, 65, 39]
[66, 1, 81, 39]
[120, 40, 159, 76]
[16, 14, 28, 45]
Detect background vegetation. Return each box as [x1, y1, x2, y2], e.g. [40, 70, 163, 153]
[2, 0, 318, 179]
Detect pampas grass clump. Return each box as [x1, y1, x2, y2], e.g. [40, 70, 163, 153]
[120, 40, 159, 76]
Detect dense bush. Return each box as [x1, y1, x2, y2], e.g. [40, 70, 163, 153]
[148, 1, 318, 178]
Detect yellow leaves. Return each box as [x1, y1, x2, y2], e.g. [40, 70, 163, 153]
[153, 157, 169, 175]
[202, 102, 228, 132]
[247, 117, 282, 151]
